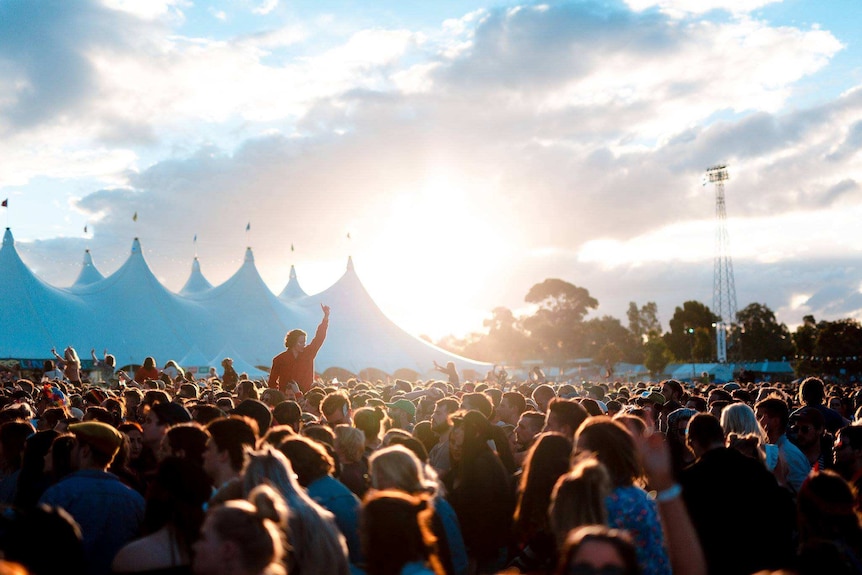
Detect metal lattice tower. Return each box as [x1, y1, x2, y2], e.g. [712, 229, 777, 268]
[707, 165, 738, 363]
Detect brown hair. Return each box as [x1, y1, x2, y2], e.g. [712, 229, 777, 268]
[575, 416, 642, 488]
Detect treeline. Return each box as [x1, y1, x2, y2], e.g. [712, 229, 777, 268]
[430, 278, 862, 378]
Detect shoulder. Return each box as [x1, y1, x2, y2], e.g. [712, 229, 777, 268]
[113, 530, 185, 572]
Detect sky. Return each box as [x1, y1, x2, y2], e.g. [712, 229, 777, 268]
[1, 0, 862, 342]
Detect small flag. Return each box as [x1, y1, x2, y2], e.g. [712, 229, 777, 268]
[290, 243, 294, 252]
[193, 234, 197, 243]
[84, 225, 88, 234]
[246, 222, 251, 231]
[1, 199, 7, 207]
[347, 232, 351, 240]
[132, 212, 138, 222]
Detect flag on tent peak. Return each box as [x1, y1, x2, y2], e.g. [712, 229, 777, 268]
[84, 224, 88, 234]
[246, 222, 251, 231]
[291, 243, 294, 252]
[1, 199, 7, 208]
[133, 212, 138, 222]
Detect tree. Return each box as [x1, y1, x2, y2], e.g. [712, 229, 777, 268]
[643, 335, 673, 378]
[627, 301, 661, 341]
[594, 343, 623, 378]
[525, 279, 598, 323]
[733, 303, 793, 361]
[664, 301, 720, 361]
[522, 279, 598, 366]
[482, 306, 532, 363]
[581, 316, 643, 364]
[813, 319, 862, 377]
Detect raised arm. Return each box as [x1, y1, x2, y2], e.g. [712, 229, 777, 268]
[638, 432, 707, 575]
[51, 348, 66, 367]
[306, 304, 330, 356]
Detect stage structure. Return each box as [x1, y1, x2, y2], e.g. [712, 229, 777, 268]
[707, 164, 738, 363]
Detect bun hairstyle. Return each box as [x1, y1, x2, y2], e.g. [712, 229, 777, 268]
[207, 485, 288, 575]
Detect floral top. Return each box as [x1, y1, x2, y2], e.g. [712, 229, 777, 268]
[606, 485, 672, 575]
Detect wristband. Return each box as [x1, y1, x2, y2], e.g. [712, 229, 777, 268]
[654, 483, 682, 503]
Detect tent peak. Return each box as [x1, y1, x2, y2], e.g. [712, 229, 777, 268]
[131, 237, 141, 255]
[289, 264, 297, 279]
[346, 255, 354, 272]
[244, 247, 254, 263]
[2, 228, 12, 247]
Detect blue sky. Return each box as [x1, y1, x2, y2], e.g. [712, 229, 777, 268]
[2, 0, 862, 341]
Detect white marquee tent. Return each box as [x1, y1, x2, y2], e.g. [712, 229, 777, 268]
[0, 228, 490, 379]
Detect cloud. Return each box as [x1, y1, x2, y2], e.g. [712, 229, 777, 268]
[4, 1, 862, 338]
[0, 0, 156, 131]
[623, 0, 783, 17]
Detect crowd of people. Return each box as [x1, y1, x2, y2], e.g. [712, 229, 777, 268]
[0, 310, 861, 575]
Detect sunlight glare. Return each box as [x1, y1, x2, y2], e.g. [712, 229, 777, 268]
[362, 173, 513, 339]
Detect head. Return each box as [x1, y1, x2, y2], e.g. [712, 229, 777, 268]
[369, 444, 432, 494]
[161, 423, 209, 467]
[532, 384, 556, 413]
[361, 490, 441, 575]
[498, 392, 527, 426]
[788, 407, 826, 450]
[797, 470, 861, 545]
[68, 421, 123, 470]
[387, 399, 416, 430]
[333, 424, 365, 464]
[460, 392, 493, 419]
[755, 396, 790, 441]
[515, 432, 573, 539]
[431, 398, 459, 434]
[321, 391, 351, 427]
[660, 379, 683, 403]
[833, 425, 862, 478]
[142, 402, 193, 449]
[273, 400, 303, 431]
[515, 411, 546, 451]
[203, 416, 258, 480]
[550, 457, 612, 549]
[556, 526, 640, 575]
[353, 406, 386, 443]
[142, 357, 156, 370]
[118, 422, 144, 460]
[799, 377, 826, 407]
[231, 399, 272, 437]
[192, 485, 287, 575]
[285, 329, 307, 351]
[720, 403, 766, 441]
[278, 436, 335, 486]
[544, 398, 589, 439]
[575, 417, 641, 488]
[686, 413, 726, 458]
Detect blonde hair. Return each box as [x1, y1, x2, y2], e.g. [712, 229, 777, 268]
[369, 445, 436, 495]
[720, 403, 767, 442]
[334, 425, 366, 464]
[207, 484, 287, 575]
[549, 457, 611, 549]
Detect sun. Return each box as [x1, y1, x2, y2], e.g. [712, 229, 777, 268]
[359, 172, 515, 340]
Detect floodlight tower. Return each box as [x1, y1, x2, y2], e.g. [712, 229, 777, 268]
[707, 164, 737, 363]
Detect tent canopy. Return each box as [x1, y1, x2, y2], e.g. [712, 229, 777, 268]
[0, 229, 491, 378]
